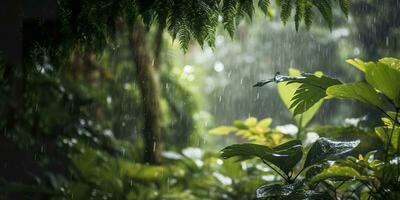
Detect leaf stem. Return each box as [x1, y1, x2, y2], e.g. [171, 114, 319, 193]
[262, 160, 290, 183]
[292, 167, 305, 181]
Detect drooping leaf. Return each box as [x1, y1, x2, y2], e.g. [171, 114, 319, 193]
[304, 137, 360, 168]
[280, 0, 293, 24]
[294, 0, 306, 31]
[312, 0, 333, 29]
[286, 73, 341, 115]
[221, 140, 303, 174]
[309, 165, 367, 185]
[278, 68, 324, 128]
[258, 0, 271, 15]
[337, 0, 350, 17]
[326, 82, 383, 108]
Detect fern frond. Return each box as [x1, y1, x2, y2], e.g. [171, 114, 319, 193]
[312, 0, 333, 29]
[222, 0, 238, 38]
[238, 0, 255, 20]
[281, 0, 293, 24]
[294, 0, 306, 31]
[258, 0, 271, 16]
[337, 0, 350, 17]
[304, 0, 314, 29]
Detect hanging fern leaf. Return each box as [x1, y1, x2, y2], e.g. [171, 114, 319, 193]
[258, 0, 271, 15]
[295, 0, 306, 31]
[304, 0, 314, 29]
[337, 0, 350, 17]
[34, 0, 351, 64]
[222, 0, 238, 38]
[312, 0, 333, 29]
[238, 0, 255, 20]
[281, 0, 293, 24]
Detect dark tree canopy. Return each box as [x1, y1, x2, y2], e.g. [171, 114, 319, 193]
[29, 0, 348, 65]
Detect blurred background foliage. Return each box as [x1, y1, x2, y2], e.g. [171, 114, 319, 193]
[0, 0, 399, 199]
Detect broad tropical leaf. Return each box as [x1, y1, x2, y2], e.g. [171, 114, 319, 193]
[364, 60, 400, 104]
[221, 140, 303, 174]
[304, 137, 360, 168]
[326, 82, 383, 108]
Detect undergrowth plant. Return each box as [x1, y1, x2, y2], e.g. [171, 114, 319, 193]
[217, 57, 400, 199]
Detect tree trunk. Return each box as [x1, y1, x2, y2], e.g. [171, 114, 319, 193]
[129, 21, 163, 164]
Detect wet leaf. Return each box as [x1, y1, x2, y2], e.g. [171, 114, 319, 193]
[221, 140, 303, 174]
[304, 137, 360, 168]
[256, 181, 330, 199]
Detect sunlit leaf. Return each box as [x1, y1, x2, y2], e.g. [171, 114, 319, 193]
[244, 117, 258, 127]
[364, 60, 400, 104]
[209, 126, 237, 135]
[258, 118, 273, 128]
[326, 82, 383, 108]
[304, 137, 360, 168]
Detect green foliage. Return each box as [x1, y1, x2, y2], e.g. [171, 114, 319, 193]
[277, 68, 323, 128]
[326, 82, 383, 108]
[346, 58, 400, 106]
[286, 72, 341, 115]
[221, 140, 303, 174]
[30, 0, 349, 64]
[256, 181, 330, 199]
[308, 165, 366, 185]
[209, 117, 293, 145]
[219, 57, 400, 199]
[304, 137, 360, 168]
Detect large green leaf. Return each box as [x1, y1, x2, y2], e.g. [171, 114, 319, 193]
[309, 165, 367, 185]
[364, 60, 400, 104]
[221, 140, 303, 174]
[256, 181, 330, 200]
[286, 73, 341, 115]
[326, 82, 383, 108]
[278, 68, 323, 128]
[304, 137, 360, 168]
